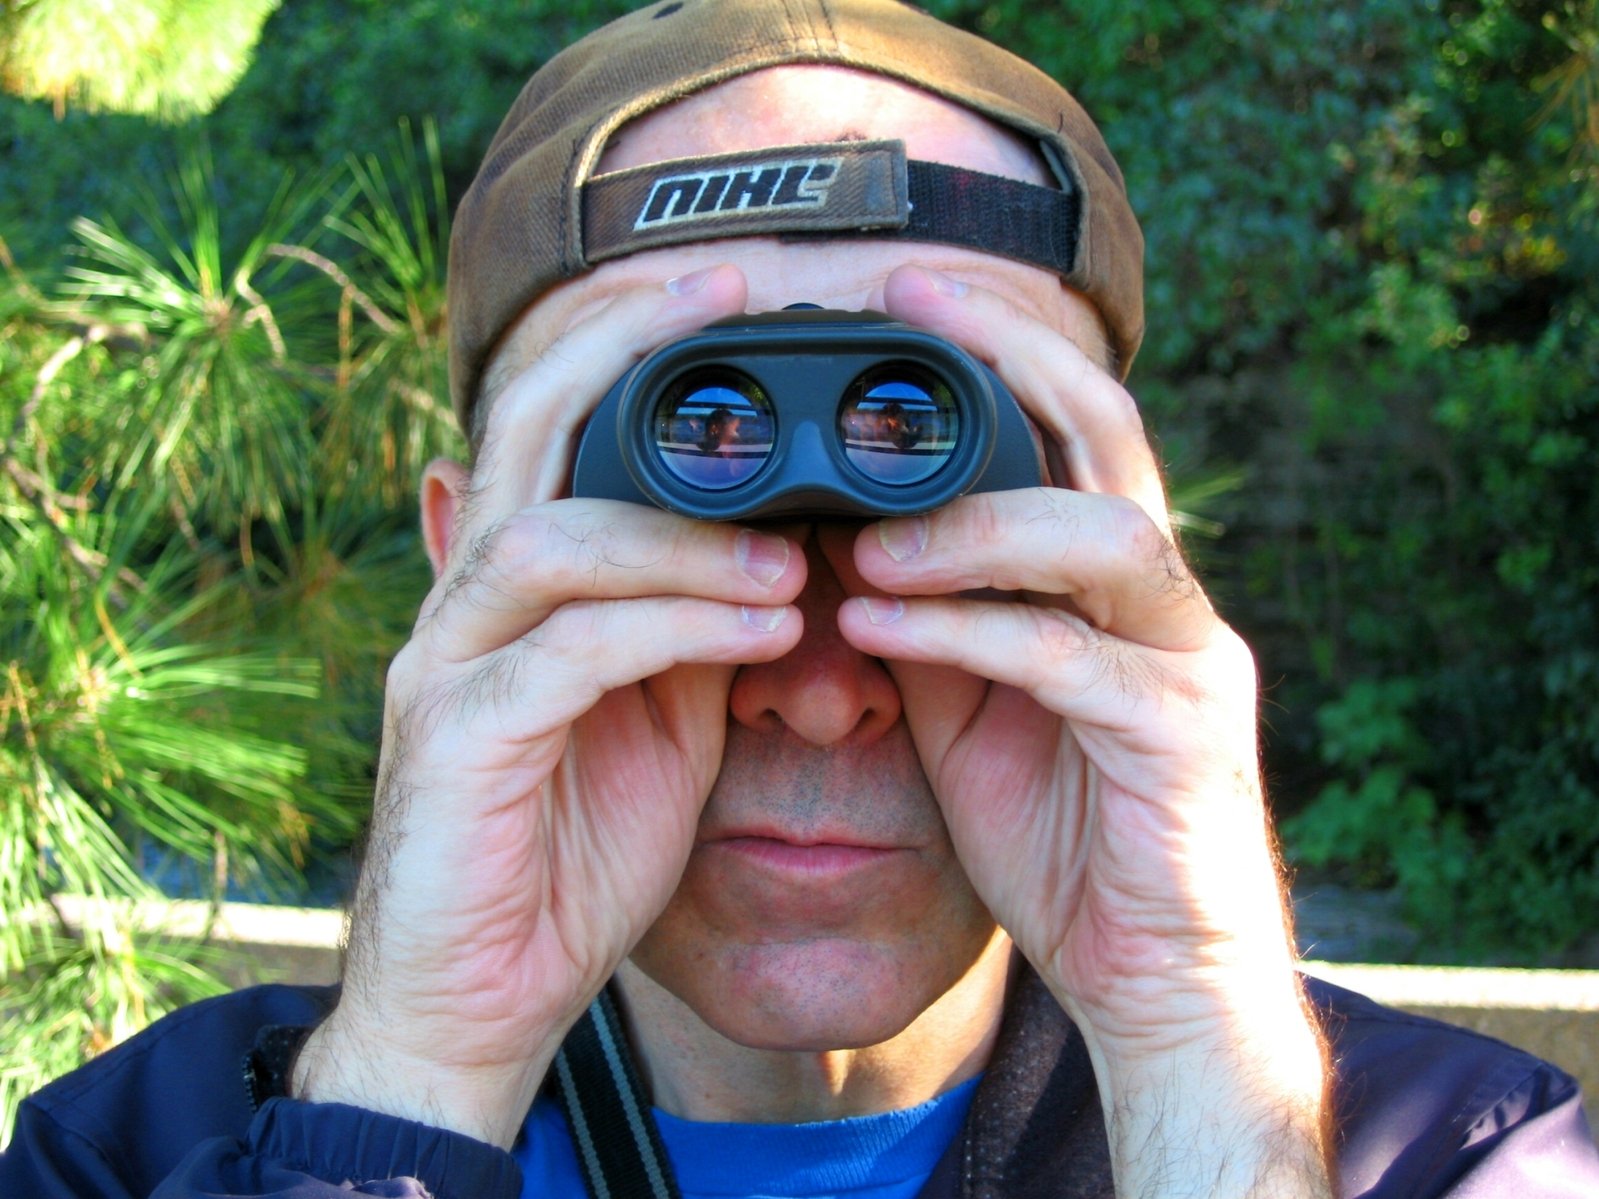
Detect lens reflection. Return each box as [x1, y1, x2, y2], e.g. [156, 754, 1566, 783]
[839, 365, 958, 485]
[652, 370, 775, 490]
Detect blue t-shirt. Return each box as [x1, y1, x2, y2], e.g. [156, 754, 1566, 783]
[514, 1075, 979, 1199]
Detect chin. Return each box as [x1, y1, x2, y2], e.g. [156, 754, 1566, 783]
[722, 944, 945, 1050]
[629, 928, 996, 1053]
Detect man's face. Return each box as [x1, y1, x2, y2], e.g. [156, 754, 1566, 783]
[479, 67, 1107, 1053]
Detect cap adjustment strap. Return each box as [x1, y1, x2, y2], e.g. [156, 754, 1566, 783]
[581, 139, 1078, 279]
[900, 159, 1079, 275]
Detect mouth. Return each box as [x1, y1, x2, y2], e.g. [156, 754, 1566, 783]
[706, 831, 904, 877]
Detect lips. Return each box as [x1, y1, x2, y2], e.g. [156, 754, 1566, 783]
[705, 831, 905, 878]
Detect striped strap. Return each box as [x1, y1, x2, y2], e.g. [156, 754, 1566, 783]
[552, 989, 681, 1199]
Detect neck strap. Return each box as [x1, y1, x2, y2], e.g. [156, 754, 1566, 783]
[552, 989, 682, 1199]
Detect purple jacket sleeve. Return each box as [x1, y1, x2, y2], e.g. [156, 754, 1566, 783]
[146, 1099, 521, 1199]
[1437, 1079, 1599, 1197]
[1311, 978, 1599, 1197]
[0, 985, 521, 1199]
[5, 1091, 521, 1199]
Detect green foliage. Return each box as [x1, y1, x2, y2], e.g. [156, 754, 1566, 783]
[318, 118, 456, 507]
[0, 120, 453, 1139]
[1281, 679, 1475, 929]
[1249, 11, 1599, 955]
[0, 0, 282, 118]
[1, 928, 229, 1121]
[0, 489, 334, 1131]
[58, 147, 330, 534]
[943, 0, 1599, 958]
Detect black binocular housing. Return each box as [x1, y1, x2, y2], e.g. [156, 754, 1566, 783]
[570, 308, 1041, 521]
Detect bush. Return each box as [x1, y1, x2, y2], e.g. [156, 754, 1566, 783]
[940, 0, 1598, 959]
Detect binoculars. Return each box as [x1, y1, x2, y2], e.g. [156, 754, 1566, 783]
[570, 307, 1040, 521]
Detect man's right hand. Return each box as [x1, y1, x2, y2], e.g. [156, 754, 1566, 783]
[290, 266, 805, 1148]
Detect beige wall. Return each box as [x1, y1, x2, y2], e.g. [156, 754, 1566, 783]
[1305, 961, 1599, 1111]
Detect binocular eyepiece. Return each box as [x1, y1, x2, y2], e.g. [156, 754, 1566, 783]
[571, 308, 1039, 521]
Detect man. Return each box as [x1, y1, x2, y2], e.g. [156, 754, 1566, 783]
[4, 1, 1595, 1196]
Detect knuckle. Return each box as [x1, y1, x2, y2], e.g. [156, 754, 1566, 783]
[1208, 625, 1260, 689]
[1080, 634, 1162, 706]
[1102, 493, 1157, 554]
[385, 674, 452, 751]
[539, 596, 673, 673]
[959, 492, 1020, 551]
[1031, 607, 1096, 671]
[476, 515, 543, 584]
[508, 510, 660, 596]
[1023, 488, 1084, 545]
[1108, 497, 1198, 603]
[945, 489, 1078, 589]
[535, 597, 609, 653]
[1031, 607, 1215, 711]
[453, 651, 532, 721]
[445, 509, 630, 606]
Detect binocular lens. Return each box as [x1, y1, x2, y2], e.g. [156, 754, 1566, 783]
[651, 370, 777, 490]
[649, 360, 963, 494]
[839, 365, 959, 485]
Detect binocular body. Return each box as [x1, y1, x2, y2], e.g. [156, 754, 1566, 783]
[570, 308, 1040, 521]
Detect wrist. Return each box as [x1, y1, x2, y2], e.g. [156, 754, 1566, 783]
[1050, 936, 1309, 1046]
[1057, 966, 1334, 1199]
[291, 1013, 555, 1149]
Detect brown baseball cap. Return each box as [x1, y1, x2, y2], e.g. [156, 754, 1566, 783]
[447, 0, 1145, 433]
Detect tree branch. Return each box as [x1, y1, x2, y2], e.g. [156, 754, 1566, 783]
[266, 243, 400, 335]
[3, 327, 148, 602]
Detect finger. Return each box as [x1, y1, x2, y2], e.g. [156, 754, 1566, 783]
[459, 264, 750, 546]
[854, 488, 1217, 652]
[417, 502, 804, 663]
[879, 264, 1169, 531]
[432, 595, 803, 738]
[838, 593, 1249, 750]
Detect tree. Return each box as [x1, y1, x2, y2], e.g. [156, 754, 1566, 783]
[0, 124, 457, 1141]
[0, 0, 281, 119]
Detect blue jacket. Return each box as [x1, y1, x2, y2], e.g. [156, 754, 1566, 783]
[2, 973, 1595, 1198]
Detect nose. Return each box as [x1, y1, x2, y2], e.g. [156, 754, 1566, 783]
[728, 526, 903, 746]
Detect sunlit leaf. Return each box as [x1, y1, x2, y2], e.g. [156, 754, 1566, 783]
[0, 0, 283, 119]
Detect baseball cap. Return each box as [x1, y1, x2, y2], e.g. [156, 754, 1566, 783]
[446, 0, 1145, 433]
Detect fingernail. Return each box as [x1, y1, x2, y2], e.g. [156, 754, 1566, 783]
[735, 529, 790, 587]
[666, 267, 715, 296]
[877, 516, 928, 562]
[742, 605, 788, 632]
[923, 267, 968, 298]
[860, 596, 904, 626]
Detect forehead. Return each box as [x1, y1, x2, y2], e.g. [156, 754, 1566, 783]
[596, 65, 1052, 183]
[478, 67, 1105, 418]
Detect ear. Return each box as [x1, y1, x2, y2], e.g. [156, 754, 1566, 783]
[420, 458, 472, 579]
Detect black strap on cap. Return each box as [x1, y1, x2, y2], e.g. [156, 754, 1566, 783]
[583, 140, 1080, 282]
[901, 159, 1080, 274]
[552, 989, 681, 1199]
